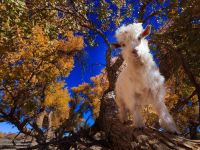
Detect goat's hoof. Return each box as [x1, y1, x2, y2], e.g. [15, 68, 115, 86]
[135, 126, 145, 131]
[123, 120, 132, 125]
[164, 129, 180, 135]
[174, 132, 179, 135]
[170, 131, 181, 135]
[119, 119, 128, 124]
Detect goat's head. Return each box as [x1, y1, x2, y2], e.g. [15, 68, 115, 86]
[114, 23, 151, 49]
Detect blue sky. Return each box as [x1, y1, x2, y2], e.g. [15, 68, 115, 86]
[0, 122, 19, 133]
[0, 0, 172, 133]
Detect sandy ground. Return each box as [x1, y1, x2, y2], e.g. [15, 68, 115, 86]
[0, 137, 32, 149]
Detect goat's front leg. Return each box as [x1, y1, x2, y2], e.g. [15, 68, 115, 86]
[131, 104, 144, 129]
[115, 96, 129, 123]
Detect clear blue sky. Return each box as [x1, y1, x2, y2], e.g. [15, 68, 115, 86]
[0, 122, 19, 133]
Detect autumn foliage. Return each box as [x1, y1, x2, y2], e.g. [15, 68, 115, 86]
[71, 70, 108, 123]
[0, 24, 84, 143]
[0, 0, 200, 149]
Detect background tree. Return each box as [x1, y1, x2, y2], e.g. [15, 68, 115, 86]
[0, 20, 83, 147]
[151, 0, 200, 139]
[71, 69, 108, 127]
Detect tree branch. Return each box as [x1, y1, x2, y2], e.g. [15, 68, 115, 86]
[171, 90, 197, 113]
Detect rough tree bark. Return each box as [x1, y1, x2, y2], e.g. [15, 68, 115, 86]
[95, 91, 200, 150]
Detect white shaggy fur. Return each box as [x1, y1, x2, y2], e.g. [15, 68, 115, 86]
[114, 23, 179, 133]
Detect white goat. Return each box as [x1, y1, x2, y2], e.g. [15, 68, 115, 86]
[114, 23, 179, 133]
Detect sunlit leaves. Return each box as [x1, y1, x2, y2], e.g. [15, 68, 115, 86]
[165, 74, 198, 131]
[44, 82, 70, 128]
[151, 0, 200, 132]
[0, 23, 83, 137]
[72, 70, 108, 121]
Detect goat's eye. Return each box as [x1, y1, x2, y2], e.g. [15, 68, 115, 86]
[121, 43, 125, 47]
[138, 36, 141, 41]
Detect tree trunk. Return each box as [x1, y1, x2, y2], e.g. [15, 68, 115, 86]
[47, 111, 54, 141]
[96, 91, 200, 150]
[36, 111, 46, 129]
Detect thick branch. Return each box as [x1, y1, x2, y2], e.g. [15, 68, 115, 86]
[97, 92, 200, 150]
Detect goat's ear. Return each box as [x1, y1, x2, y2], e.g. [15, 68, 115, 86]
[111, 43, 121, 49]
[139, 25, 151, 39]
